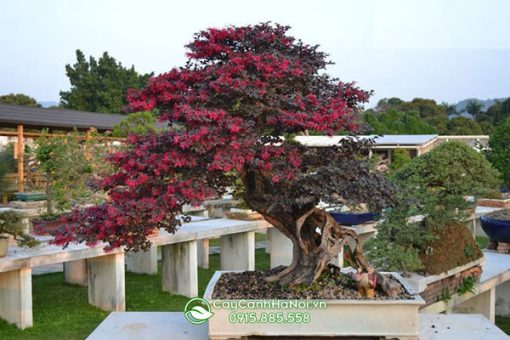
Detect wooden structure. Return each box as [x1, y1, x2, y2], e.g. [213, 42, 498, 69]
[0, 104, 125, 193]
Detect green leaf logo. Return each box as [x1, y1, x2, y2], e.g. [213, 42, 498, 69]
[184, 298, 214, 325]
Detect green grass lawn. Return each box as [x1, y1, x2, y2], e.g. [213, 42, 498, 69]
[0, 245, 508, 339]
[476, 236, 489, 249]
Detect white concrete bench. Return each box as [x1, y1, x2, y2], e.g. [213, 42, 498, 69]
[421, 251, 510, 323]
[86, 312, 508, 340]
[0, 242, 125, 329]
[0, 218, 270, 329]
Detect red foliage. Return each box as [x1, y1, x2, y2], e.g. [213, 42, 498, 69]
[52, 23, 371, 251]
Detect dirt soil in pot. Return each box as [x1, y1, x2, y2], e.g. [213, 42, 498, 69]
[212, 265, 414, 300]
[487, 208, 510, 221]
[419, 221, 483, 276]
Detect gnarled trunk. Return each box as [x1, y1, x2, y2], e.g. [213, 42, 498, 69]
[240, 169, 373, 286]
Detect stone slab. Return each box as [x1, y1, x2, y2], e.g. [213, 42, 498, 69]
[220, 231, 255, 271]
[125, 246, 157, 275]
[86, 312, 208, 340]
[64, 259, 87, 286]
[86, 312, 507, 340]
[0, 268, 32, 329]
[0, 218, 271, 273]
[88, 253, 125, 312]
[162, 241, 198, 298]
[419, 314, 508, 340]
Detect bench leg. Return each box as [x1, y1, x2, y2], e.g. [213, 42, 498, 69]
[126, 246, 158, 275]
[88, 253, 125, 311]
[64, 259, 88, 286]
[269, 228, 292, 268]
[454, 287, 496, 323]
[197, 239, 209, 269]
[0, 268, 32, 329]
[496, 280, 510, 317]
[221, 231, 255, 270]
[162, 241, 198, 297]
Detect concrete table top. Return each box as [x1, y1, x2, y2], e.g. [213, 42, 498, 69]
[86, 312, 208, 340]
[86, 312, 508, 340]
[0, 218, 271, 273]
[419, 314, 508, 339]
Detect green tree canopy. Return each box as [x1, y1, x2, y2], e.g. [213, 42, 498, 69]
[370, 97, 449, 134]
[477, 98, 510, 126]
[487, 115, 510, 187]
[60, 50, 152, 114]
[465, 99, 483, 119]
[363, 109, 437, 134]
[0, 93, 40, 107]
[446, 116, 483, 135]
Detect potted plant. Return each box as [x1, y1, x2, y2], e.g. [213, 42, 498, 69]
[366, 141, 502, 305]
[0, 209, 38, 257]
[328, 203, 379, 226]
[51, 24, 428, 338]
[32, 129, 111, 235]
[480, 209, 510, 253]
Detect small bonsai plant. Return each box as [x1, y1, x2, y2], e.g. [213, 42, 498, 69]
[0, 210, 38, 256]
[53, 23, 400, 296]
[33, 129, 112, 233]
[366, 141, 501, 275]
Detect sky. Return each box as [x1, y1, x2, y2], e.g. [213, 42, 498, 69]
[1, 0, 509, 107]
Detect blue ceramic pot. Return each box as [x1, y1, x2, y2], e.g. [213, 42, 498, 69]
[329, 212, 379, 226]
[480, 216, 510, 243]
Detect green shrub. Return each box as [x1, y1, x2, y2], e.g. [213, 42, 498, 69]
[389, 148, 412, 173]
[457, 276, 477, 295]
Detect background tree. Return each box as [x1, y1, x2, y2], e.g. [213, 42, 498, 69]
[486, 116, 510, 187]
[54, 23, 396, 288]
[363, 109, 437, 134]
[0, 93, 41, 107]
[446, 116, 483, 135]
[478, 98, 510, 126]
[400, 98, 448, 134]
[465, 99, 483, 119]
[60, 50, 152, 114]
[440, 102, 457, 116]
[369, 97, 449, 134]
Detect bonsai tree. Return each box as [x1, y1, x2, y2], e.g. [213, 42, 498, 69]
[54, 23, 396, 287]
[366, 141, 501, 274]
[0, 210, 38, 247]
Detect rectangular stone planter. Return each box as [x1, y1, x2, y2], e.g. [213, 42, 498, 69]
[478, 198, 510, 209]
[204, 271, 425, 339]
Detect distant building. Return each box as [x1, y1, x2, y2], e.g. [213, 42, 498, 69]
[295, 134, 489, 163]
